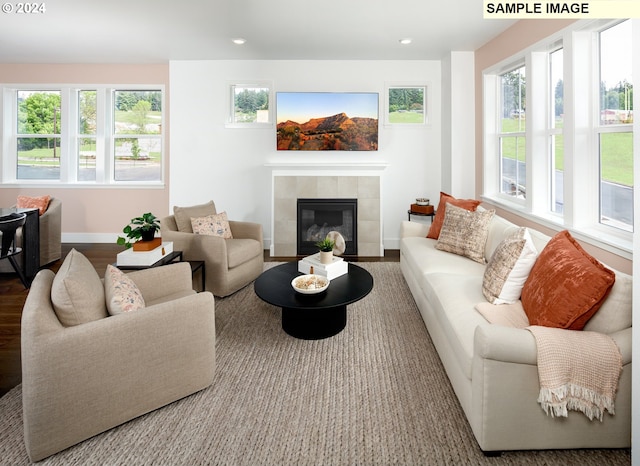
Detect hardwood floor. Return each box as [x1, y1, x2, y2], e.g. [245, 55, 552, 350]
[0, 244, 399, 397]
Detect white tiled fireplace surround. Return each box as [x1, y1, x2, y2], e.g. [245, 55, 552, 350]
[269, 164, 386, 257]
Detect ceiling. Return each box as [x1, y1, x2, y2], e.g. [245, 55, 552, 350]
[0, 0, 516, 63]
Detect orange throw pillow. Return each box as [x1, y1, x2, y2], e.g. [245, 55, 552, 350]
[426, 192, 481, 239]
[521, 230, 615, 330]
[16, 195, 51, 216]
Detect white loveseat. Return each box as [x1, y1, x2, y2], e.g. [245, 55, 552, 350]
[399, 211, 632, 453]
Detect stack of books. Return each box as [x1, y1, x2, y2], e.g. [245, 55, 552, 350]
[298, 253, 348, 280]
[117, 241, 174, 266]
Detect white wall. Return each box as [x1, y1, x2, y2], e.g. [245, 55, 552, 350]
[441, 51, 476, 198]
[441, 54, 453, 194]
[170, 60, 441, 250]
[449, 52, 476, 198]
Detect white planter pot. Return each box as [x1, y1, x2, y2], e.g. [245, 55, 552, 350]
[320, 250, 333, 264]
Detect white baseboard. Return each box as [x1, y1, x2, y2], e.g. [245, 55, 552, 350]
[60, 235, 408, 253]
[62, 234, 276, 247]
[62, 233, 119, 243]
[384, 238, 400, 250]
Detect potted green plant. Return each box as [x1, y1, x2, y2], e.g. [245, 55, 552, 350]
[117, 212, 161, 249]
[315, 237, 336, 264]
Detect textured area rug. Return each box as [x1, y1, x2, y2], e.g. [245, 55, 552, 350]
[0, 263, 630, 465]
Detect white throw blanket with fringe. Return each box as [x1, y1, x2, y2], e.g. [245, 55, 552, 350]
[526, 325, 622, 421]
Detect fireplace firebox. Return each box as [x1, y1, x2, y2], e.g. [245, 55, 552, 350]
[297, 198, 357, 256]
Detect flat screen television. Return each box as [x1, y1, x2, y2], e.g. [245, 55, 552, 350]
[276, 92, 378, 151]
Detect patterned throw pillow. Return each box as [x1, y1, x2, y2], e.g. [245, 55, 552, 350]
[104, 264, 145, 315]
[482, 227, 538, 304]
[427, 192, 481, 239]
[435, 203, 495, 263]
[16, 195, 51, 215]
[521, 230, 615, 330]
[191, 211, 233, 239]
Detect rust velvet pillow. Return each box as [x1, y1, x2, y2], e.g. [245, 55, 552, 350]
[521, 230, 615, 330]
[426, 192, 481, 239]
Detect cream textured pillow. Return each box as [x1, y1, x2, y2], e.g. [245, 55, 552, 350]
[482, 227, 538, 304]
[435, 203, 495, 263]
[584, 270, 632, 334]
[104, 264, 146, 315]
[51, 249, 107, 326]
[191, 211, 233, 239]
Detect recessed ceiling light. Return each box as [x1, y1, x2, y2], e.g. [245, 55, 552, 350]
[399, 38, 412, 45]
[232, 38, 246, 45]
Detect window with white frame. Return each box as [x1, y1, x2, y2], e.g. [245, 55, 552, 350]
[113, 90, 163, 182]
[597, 20, 633, 232]
[549, 48, 564, 214]
[483, 19, 635, 253]
[78, 90, 97, 182]
[17, 90, 62, 180]
[228, 84, 271, 125]
[386, 85, 427, 124]
[498, 65, 526, 198]
[4, 86, 164, 185]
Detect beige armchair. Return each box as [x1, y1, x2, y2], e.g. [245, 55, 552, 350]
[0, 197, 62, 274]
[21, 257, 216, 462]
[161, 200, 264, 297]
[37, 196, 62, 266]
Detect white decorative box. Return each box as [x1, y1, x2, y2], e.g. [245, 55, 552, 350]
[116, 241, 174, 266]
[298, 253, 348, 280]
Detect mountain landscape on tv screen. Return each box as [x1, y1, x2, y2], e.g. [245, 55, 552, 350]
[277, 112, 378, 151]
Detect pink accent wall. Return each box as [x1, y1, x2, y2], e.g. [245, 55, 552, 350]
[474, 20, 631, 274]
[0, 64, 170, 238]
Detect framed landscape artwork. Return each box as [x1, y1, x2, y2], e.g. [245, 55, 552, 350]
[276, 92, 379, 151]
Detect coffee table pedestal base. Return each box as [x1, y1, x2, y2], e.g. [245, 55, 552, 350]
[282, 305, 347, 340]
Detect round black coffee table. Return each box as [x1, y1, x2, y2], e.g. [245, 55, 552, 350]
[254, 262, 373, 340]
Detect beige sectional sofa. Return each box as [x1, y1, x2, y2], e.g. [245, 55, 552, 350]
[400, 211, 632, 453]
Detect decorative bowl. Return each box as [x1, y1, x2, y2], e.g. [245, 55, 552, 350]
[291, 274, 329, 294]
[416, 198, 430, 206]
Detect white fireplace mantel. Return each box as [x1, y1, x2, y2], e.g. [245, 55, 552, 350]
[266, 162, 388, 177]
[265, 162, 389, 169]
